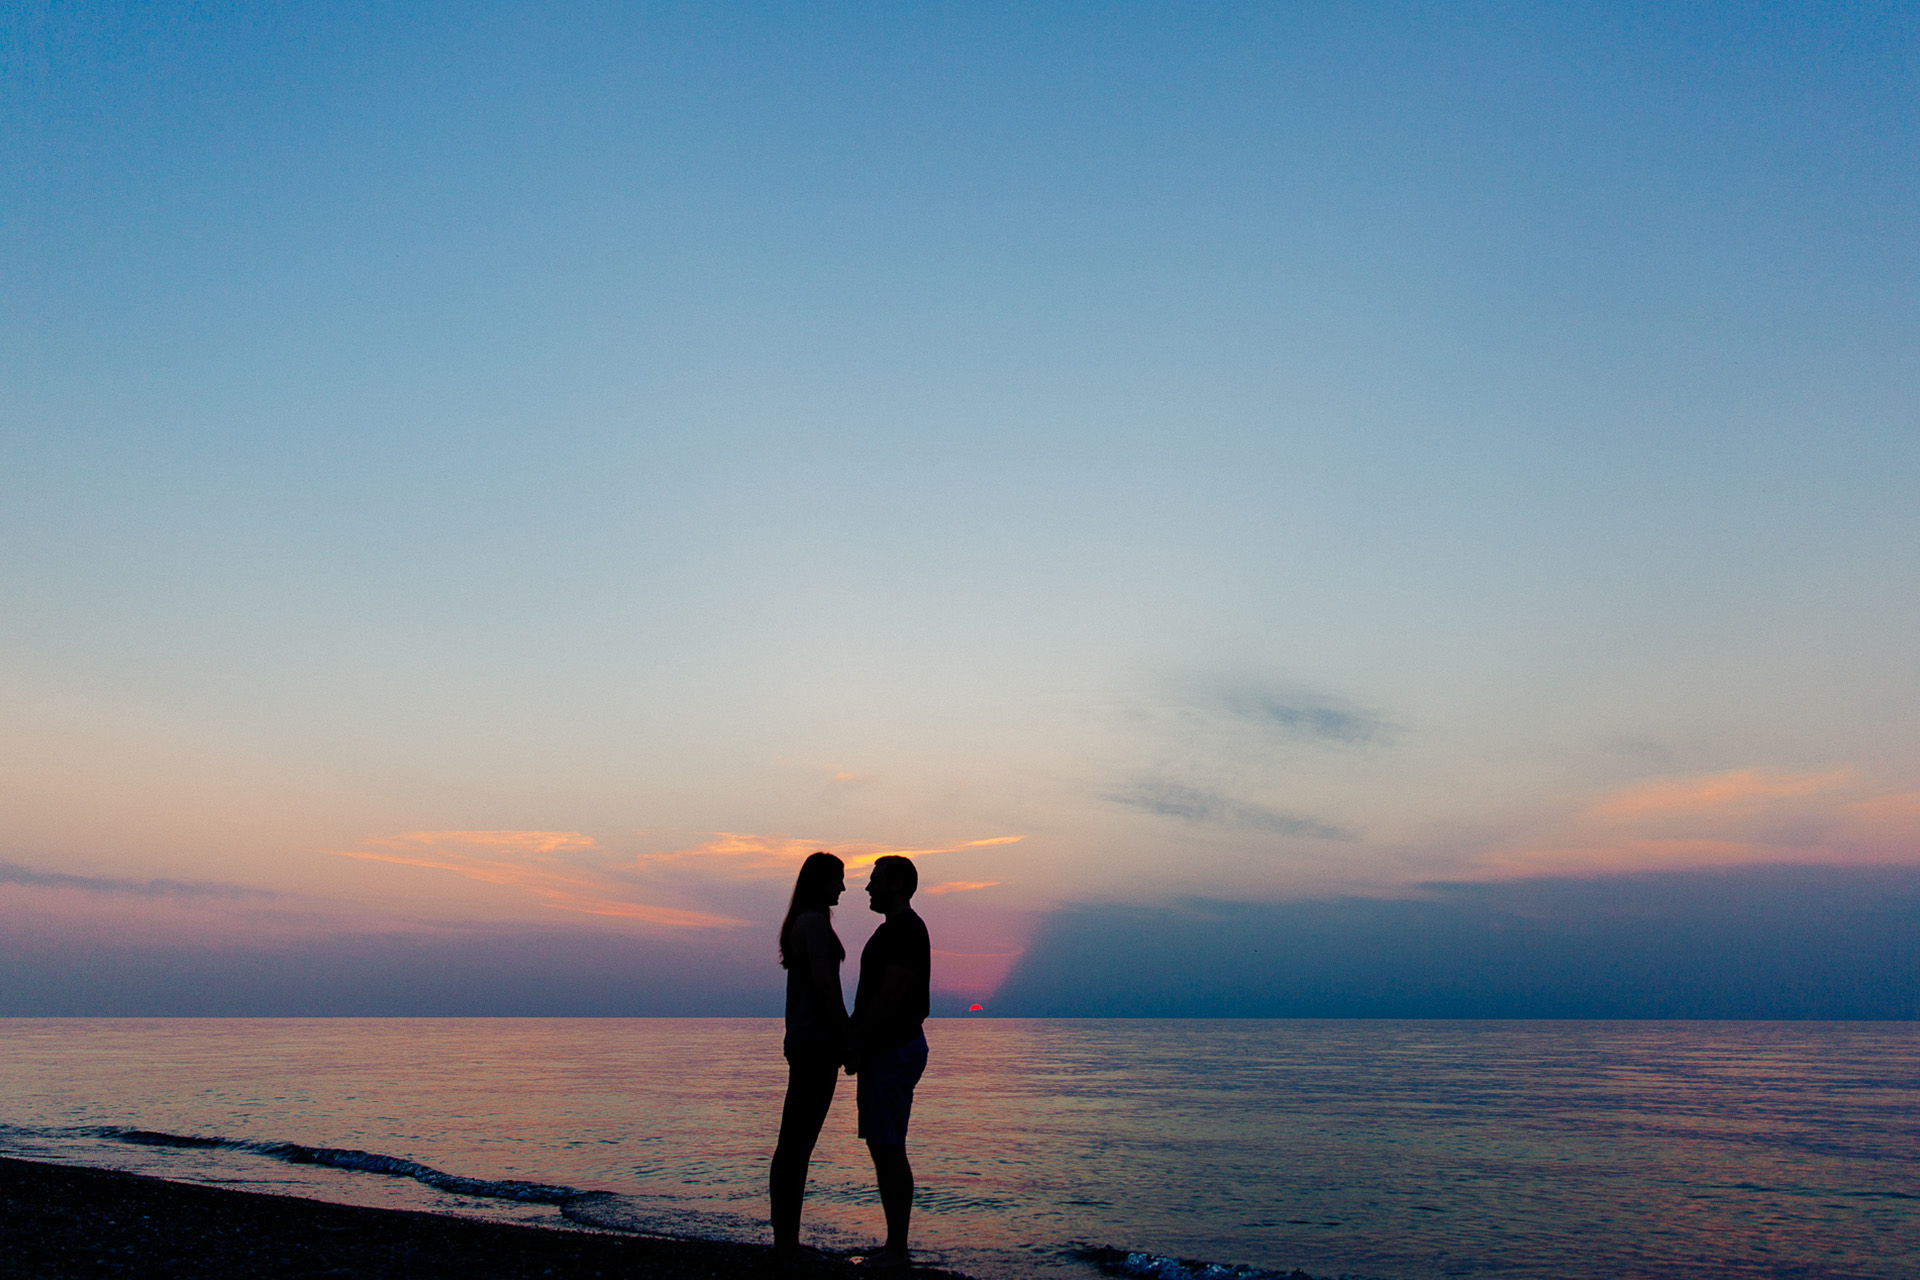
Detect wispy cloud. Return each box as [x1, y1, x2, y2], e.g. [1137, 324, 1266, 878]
[1129, 673, 1395, 761]
[1480, 769, 1920, 875]
[626, 833, 829, 878]
[1584, 769, 1847, 819]
[0, 862, 275, 900]
[336, 831, 745, 928]
[632, 833, 1023, 878]
[0, 861, 364, 951]
[1112, 781, 1352, 840]
[1215, 684, 1392, 746]
[845, 836, 1023, 870]
[335, 830, 1026, 926]
[923, 880, 1001, 896]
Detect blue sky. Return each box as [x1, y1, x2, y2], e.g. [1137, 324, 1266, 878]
[2, 2, 1916, 1006]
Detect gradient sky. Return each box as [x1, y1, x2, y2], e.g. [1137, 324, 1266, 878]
[3, 2, 1917, 1008]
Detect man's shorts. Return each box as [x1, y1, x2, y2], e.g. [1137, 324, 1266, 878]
[856, 1032, 928, 1145]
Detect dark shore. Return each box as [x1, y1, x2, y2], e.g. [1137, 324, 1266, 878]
[0, 1156, 970, 1279]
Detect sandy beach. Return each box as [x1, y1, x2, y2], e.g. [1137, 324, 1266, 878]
[0, 1156, 970, 1279]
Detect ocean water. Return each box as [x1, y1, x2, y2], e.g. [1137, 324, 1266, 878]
[0, 1019, 1913, 1280]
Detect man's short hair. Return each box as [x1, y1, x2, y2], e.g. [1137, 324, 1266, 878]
[874, 854, 917, 899]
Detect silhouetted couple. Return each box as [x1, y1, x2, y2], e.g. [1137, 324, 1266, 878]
[770, 852, 931, 1270]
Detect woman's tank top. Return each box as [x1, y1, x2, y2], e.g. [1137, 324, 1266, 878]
[783, 912, 842, 1055]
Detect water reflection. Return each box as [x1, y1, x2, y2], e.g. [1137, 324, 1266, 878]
[0, 1018, 1913, 1279]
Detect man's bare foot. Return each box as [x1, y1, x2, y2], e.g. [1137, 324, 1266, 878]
[854, 1246, 910, 1270]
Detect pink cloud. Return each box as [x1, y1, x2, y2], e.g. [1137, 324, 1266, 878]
[333, 829, 1025, 927]
[1583, 769, 1848, 820]
[1479, 769, 1920, 875]
[335, 831, 745, 929]
[1843, 789, 1920, 837]
[374, 830, 603, 854]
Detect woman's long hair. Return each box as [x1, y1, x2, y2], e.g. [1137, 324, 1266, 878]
[778, 851, 847, 970]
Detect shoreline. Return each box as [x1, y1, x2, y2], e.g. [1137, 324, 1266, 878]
[0, 1155, 972, 1279]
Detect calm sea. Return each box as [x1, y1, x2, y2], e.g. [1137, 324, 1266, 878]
[0, 1019, 1913, 1280]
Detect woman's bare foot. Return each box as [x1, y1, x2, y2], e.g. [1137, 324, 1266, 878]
[854, 1246, 910, 1270]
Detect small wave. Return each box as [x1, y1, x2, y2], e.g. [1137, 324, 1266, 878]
[1075, 1245, 1322, 1280]
[108, 1129, 233, 1149]
[100, 1127, 580, 1205]
[264, 1144, 581, 1204]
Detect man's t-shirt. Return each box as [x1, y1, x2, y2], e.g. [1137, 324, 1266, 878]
[853, 910, 931, 1052]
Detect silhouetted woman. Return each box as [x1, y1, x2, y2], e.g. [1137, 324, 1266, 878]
[770, 850, 849, 1259]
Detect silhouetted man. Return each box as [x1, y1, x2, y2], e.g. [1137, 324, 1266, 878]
[846, 854, 930, 1270]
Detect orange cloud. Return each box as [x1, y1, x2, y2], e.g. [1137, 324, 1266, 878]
[630, 833, 833, 877]
[1480, 769, 1920, 876]
[922, 880, 1000, 896]
[336, 831, 744, 929]
[843, 836, 1024, 872]
[633, 833, 1024, 879]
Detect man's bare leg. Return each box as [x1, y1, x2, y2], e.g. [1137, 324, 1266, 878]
[863, 1140, 913, 1267]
